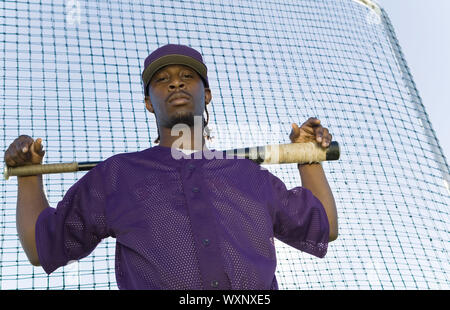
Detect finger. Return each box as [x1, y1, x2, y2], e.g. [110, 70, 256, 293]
[32, 138, 44, 155]
[4, 136, 30, 166]
[16, 135, 33, 153]
[16, 139, 33, 162]
[321, 128, 330, 147]
[7, 149, 25, 166]
[16, 135, 33, 147]
[305, 117, 321, 127]
[4, 150, 15, 166]
[290, 123, 300, 138]
[325, 133, 332, 147]
[5, 156, 17, 167]
[314, 125, 324, 143]
[300, 118, 321, 135]
[15, 144, 29, 162]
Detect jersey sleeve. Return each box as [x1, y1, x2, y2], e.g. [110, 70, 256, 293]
[264, 169, 329, 258]
[35, 161, 111, 274]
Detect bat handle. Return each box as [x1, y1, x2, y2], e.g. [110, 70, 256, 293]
[3, 162, 79, 180]
[3, 161, 102, 179]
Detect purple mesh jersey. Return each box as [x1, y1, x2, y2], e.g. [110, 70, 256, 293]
[35, 145, 329, 289]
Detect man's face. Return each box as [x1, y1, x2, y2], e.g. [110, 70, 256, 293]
[145, 64, 211, 129]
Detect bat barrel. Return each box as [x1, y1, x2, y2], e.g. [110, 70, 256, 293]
[265, 141, 340, 164]
[224, 141, 340, 165]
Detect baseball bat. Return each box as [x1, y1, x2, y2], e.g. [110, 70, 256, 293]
[3, 141, 340, 180]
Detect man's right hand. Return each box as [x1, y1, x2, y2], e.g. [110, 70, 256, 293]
[4, 135, 45, 167]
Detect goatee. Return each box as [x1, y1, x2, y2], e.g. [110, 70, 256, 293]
[166, 111, 195, 128]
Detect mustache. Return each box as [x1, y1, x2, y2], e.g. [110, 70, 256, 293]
[166, 90, 192, 103]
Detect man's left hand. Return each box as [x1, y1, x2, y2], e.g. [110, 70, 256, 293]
[289, 117, 332, 148]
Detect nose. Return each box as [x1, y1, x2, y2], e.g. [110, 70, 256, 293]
[168, 78, 185, 91]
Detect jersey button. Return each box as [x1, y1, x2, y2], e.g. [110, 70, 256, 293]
[211, 280, 219, 288]
[202, 239, 210, 246]
[192, 187, 200, 193]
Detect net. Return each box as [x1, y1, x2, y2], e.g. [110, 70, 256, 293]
[0, 0, 449, 289]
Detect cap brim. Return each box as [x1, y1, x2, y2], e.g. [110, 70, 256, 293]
[142, 54, 208, 92]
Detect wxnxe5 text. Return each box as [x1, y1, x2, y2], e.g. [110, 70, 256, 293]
[222, 294, 271, 305]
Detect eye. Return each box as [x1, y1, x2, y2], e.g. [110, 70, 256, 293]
[155, 76, 167, 83]
[183, 72, 194, 78]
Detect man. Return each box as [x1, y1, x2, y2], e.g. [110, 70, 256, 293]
[4, 44, 337, 289]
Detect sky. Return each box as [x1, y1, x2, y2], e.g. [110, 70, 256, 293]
[376, 0, 450, 163]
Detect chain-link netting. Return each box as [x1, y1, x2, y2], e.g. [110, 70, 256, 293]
[0, 0, 448, 289]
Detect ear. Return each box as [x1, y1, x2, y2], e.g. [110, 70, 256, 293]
[204, 88, 212, 106]
[145, 96, 155, 113]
